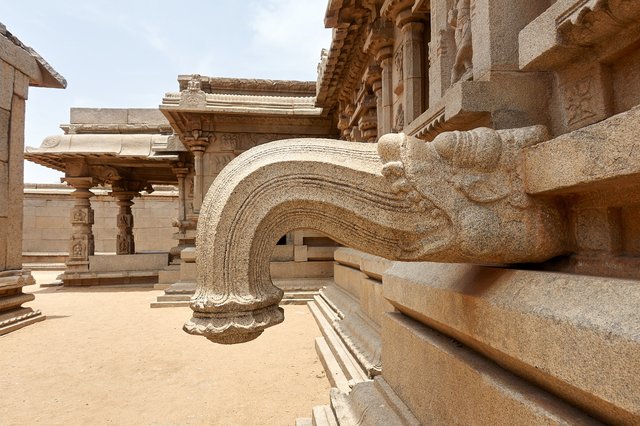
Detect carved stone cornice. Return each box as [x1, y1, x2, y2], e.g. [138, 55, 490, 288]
[61, 123, 173, 135]
[316, 2, 375, 110]
[177, 75, 316, 96]
[381, 0, 414, 21]
[363, 18, 395, 57]
[557, 0, 640, 47]
[520, 0, 640, 70]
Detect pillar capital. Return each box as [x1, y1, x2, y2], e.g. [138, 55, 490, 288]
[62, 176, 97, 191]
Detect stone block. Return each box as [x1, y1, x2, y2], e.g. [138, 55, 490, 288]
[359, 252, 392, 280]
[525, 106, 640, 195]
[270, 261, 334, 279]
[306, 246, 335, 261]
[0, 60, 14, 111]
[0, 217, 6, 270]
[271, 245, 294, 262]
[70, 108, 128, 124]
[294, 245, 308, 262]
[89, 253, 169, 272]
[382, 312, 600, 425]
[12, 70, 28, 100]
[126, 108, 168, 125]
[40, 228, 70, 241]
[0, 107, 9, 162]
[333, 263, 366, 300]
[35, 215, 67, 229]
[180, 261, 196, 281]
[383, 262, 640, 424]
[0, 161, 7, 217]
[333, 247, 362, 269]
[360, 277, 393, 327]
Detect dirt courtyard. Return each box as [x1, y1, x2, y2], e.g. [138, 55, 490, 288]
[1, 271, 329, 426]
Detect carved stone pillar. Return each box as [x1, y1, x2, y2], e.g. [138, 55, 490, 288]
[169, 166, 194, 264]
[181, 133, 210, 214]
[372, 80, 384, 138]
[192, 148, 205, 213]
[359, 108, 379, 143]
[112, 191, 137, 255]
[63, 177, 96, 271]
[400, 20, 426, 123]
[377, 46, 395, 135]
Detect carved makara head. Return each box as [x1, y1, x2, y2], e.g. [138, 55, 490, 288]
[379, 126, 567, 263]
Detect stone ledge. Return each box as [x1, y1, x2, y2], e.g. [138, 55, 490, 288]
[383, 312, 602, 425]
[383, 262, 640, 424]
[525, 106, 640, 195]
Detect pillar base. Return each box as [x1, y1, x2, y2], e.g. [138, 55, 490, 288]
[0, 269, 44, 335]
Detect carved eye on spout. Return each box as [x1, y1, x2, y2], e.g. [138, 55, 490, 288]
[433, 128, 502, 172]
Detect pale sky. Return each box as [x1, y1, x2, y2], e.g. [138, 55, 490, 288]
[3, 0, 333, 183]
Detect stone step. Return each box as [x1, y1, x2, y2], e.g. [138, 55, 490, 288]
[280, 298, 315, 305]
[156, 294, 191, 302]
[308, 300, 368, 385]
[311, 405, 338, 426]
[294, 417, 312, 426]
[313, 294, 339, 324]
[314, 337, 350, 392]
[149, 301, 190, 309]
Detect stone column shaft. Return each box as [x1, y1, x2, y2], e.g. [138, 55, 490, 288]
[377, 46, 395, 135]
[193, 149, 205, 213]
[113, 191, 137, 255]
[373, 81, 384, 139]
[402, 21, 426, 123]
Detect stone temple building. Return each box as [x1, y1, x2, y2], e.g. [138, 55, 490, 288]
[23, 0, 640, 424]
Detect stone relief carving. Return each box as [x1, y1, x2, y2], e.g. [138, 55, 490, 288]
[394, 104, 404, 132]
[393, 44, 404, 95]
[448, 0, 473, 84]
[180, 74, 207, 108]
[561, 76, 597, 127]
[185, 129, 567, 344]
[70, 238, 86, 259]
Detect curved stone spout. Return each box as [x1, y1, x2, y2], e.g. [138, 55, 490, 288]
[185, 127, 567, 344]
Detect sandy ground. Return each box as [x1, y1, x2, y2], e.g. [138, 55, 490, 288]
[1, 271, 329, 426]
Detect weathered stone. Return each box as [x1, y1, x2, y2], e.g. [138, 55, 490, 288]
[382, 312, 601, 425]
[384, 261, 640, 424]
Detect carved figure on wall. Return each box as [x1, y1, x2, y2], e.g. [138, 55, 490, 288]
[71, 239, 85, 258]
[394, 104, 404, 131]
[72, 208, 87, 223]
[448, 0, 473, 84]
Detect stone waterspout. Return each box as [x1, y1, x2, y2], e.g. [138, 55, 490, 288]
[184, 126, 567, 344]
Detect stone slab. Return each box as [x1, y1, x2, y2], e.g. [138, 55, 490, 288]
[333, 263, 366, 300]
[383, 262, 640, 424]
[270, 261, 333, 279]
[89, 253, 168, 273]
[525, 106, 640, 195]
[382, 312, 601, 425]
